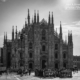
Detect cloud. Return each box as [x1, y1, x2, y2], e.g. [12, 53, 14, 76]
[55, 21, 80, 42]
[62, 23, 67, 25]
[72, 21, 80, 26]
[75, 21, 80, 26]
[62, 24, 80, 35]
[1, 0, 7, 2]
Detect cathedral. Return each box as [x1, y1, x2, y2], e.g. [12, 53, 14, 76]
[3, 9, 73, 71]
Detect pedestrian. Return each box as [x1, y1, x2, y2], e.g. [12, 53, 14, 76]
[29, 68, 31, 75]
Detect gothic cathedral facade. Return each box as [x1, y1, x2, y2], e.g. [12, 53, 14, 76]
[3, 9, 73, 70]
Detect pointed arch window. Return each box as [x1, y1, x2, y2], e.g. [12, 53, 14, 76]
[42, 45, 46, 51]
[55, 44, 58, 50]
[20, 52, 22, 59]
[55, 63, 58, 69]
[63, 52, 67, 59]
[29, 52, 32, 58]
[55, 52, 58, 59]
[63, 62, 67, 68]
[29, 42, 32, 49]
[42, 29, 46, 40]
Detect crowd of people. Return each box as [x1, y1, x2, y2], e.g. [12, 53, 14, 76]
[17, 68, 31, 76]
[0, 66, 79, 78]
[34, 67, 79, 78]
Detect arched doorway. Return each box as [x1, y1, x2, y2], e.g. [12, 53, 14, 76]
[28, 62, 34, 70]
[7, 52, 11, 68]
[29, 63, 32, 69]
[63, 62, 67, 68]
[40, 56, 47, 69]
[42, 59, 47, 69]
[55, 63, 59, 69]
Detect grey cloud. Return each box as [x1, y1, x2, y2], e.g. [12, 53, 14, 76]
[1, 0, 7, 2]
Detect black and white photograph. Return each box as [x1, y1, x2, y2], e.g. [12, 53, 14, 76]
[0, 0, 80, 80]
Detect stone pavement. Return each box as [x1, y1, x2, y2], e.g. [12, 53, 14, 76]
[0, 71, 80, 80]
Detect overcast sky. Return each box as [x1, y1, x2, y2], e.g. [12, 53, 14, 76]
[0, 0, 80, 56]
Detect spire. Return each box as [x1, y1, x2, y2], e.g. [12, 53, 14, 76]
[70, 31, 73, 44]
[68, 30, 73, 46]
[60, 21, 62, 33]
[27, 9, 30, 25]
[25, 18, 27, 26]
[12, 26, 14, 41]
[34, 10, 36, 24]
[52, 12, 54, 25]
[6, 32, 7, 42]
[37, 10, 39, 24]
[71, 31, 72, 40]
[15, 26, 17, 39]
[16, 26, 17, 34]
[60, 21, 62, 39]
[4, 32, 5, 43]
[68, 30, 71, 44]
[48, 11, 50, 24]
[60, 21, 62, 34]
[25, 18, 28, 32]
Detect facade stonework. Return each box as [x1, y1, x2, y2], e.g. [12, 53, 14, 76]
[3, 9, 73, 70]
[73, 56, 80, 70]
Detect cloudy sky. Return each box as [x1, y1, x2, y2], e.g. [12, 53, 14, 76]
[0, 0, 80, 56]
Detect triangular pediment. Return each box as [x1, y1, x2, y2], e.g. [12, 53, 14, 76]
[40, 18, 47, 25]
